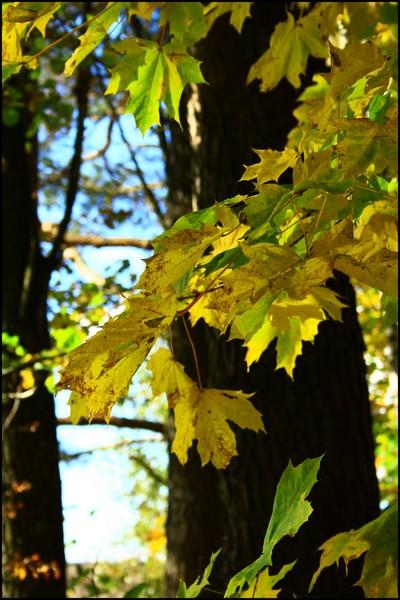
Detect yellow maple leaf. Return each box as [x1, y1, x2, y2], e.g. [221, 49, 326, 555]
[245, 297, 324, 377]
[241, 148, 298, 185]
[312, 217, 398, 298]
[148, 348, 265, 469]
[137, 226, 222, 294]
[58, 294, 178, 420]
[240, 563, 296, 598]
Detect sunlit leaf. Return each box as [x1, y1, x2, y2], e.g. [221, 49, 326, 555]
[148, 348, 265, 468]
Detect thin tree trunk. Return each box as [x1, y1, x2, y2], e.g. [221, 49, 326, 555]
[163, 4, 380, 597]
[2, 76, 67, 598]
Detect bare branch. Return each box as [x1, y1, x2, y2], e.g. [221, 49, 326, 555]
[59, 437, 165, 461]
[82, 115, 114, 161]
[63, 247, 106, 285]
[117, 118, 168, 229]
[57, 416, 167, 436]
[47, 64, 91, 270]
[2, 353, 68, 376]
[130, 453, 168, 486]
[41, 223, 153, 249]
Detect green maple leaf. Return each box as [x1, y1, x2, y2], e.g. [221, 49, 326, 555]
[107, 40, 206, 134]
[225, 456, 323, 596]
[177, 550, 221, 597]
[248, 9, 329, 92]
[64, 3, 129, 77]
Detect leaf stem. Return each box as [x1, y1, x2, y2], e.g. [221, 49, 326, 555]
[177, 263, 232, 318]
[168, 324, 175, 357]
[181, 315, 203, 389]
[16, 4, 114, 66]
[290, 194, 310, 254]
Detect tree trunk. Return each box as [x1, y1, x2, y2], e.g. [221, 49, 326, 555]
[163, 4, 380, 597]
[2, 77, 66, 598]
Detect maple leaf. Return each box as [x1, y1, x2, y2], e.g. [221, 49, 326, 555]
[336, 116, 398, 178]
[57, 294, 178, 420]
[64, 3, 128, 77]
[2, 2, 62, 38]
[241, 148, 298, 185]
[247, 8, 329, 92]
[327, 41, 387, 101]
[309, 505, 397, 599]
[177, 550, 221, 598]
[159, 2, 209, 46]
[244, 297, 325, 377]
[226, 456, 323, 596]
[108, 39, 205, 133]
[148, 348, 265, 469]
[204, 2, 253, 34]
[312, 216, 398, 298]
[136, 226, 222, 294]
[239, 563, 296, 598]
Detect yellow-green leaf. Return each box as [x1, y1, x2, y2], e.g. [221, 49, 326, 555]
[68, 391, 89, 424]
[58, 294, 178, 420]
[240, 562, 296, 598]
[64, 3, 127, 77]
[137, 226, 221, 294]
[245, 297, 324, 377]
[309, 505, 397, 598]
[248, 8, 329, 92]
[148, 348, 265, 469]
[204, 2, 253, 34]
[241, 148, 298, 185]
[121, 41, 205, 134]
[336, 116, 398, 178]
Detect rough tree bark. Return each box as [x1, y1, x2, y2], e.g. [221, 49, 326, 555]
[162, 4, 380, 598]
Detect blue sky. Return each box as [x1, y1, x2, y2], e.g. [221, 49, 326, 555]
[39, 115, 169, 564]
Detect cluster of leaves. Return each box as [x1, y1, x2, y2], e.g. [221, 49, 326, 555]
[3, 5, 398, 596]
[177, 457, 397, 598]
[3, 2, 397, 473]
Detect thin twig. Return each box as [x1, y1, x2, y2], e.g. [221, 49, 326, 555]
[177, 262, 232, 318]
[168, 325, 175, 356]
[47, 64, 91, 270]
[2, 399, 21, 432]
[59, 437, 165, 461]
[289, 194, 309, 255]
[2, 353, 68, 376]
[117, 118, 168, 229]
[130, 453, 168, 486]
[13, 4, 114, 66]
[82, 115, 114, 161]
[308, 195, 327, 250]
[181, 315, 203, 389]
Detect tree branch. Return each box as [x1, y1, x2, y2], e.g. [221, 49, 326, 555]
[57, 416, 167, 436]
[46, 64, 91, 270]
[130, 453, 168, 486]
[41, 223, 153, 249]
[82, 115, 114, 161]
[117, 117, 168, 230]
[2, 353, 68, 376]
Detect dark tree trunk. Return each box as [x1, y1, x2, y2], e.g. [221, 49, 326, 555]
[2, 77, 66, 598]
[163, 4, 380, 598]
